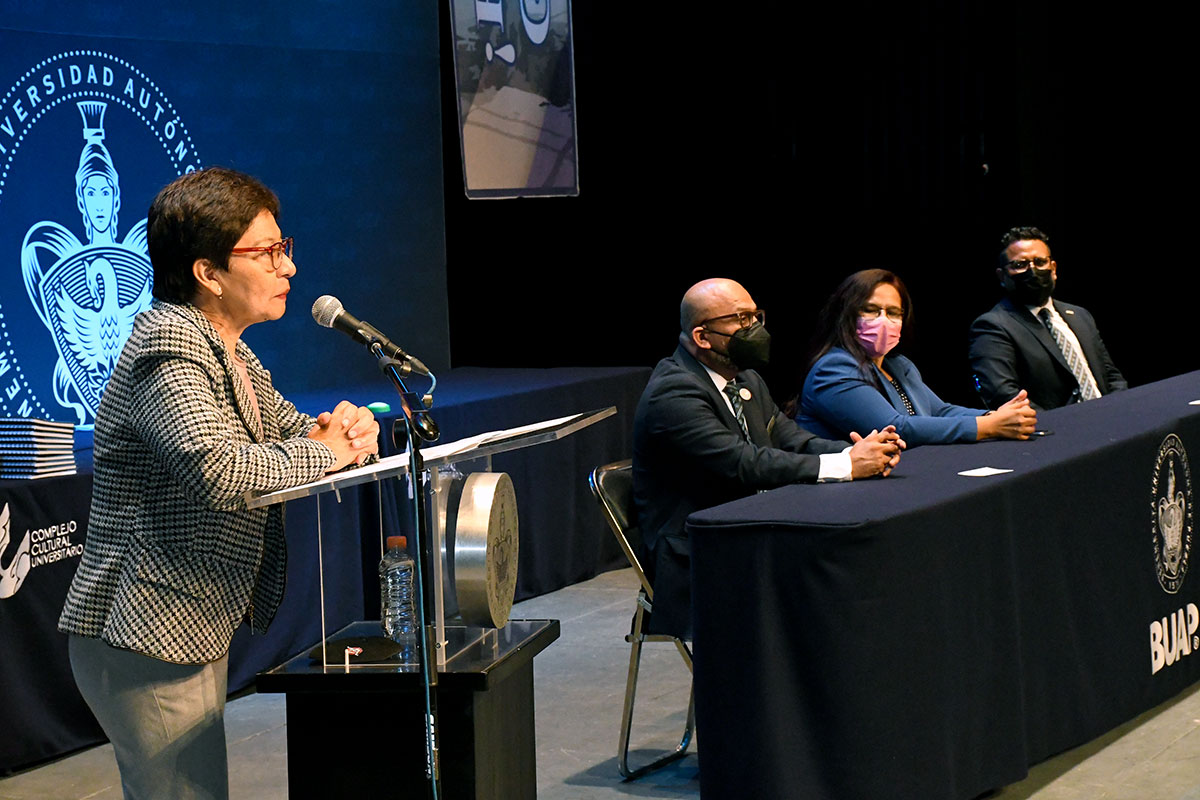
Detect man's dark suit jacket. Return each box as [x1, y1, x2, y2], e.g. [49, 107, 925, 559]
[632, 344, 847, 637]
[968, 297, 1127, 412]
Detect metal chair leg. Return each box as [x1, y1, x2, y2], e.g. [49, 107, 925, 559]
[616, 591, 695, 780]
[587, 462, 695, 781]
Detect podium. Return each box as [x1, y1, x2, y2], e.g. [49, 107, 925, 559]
[251, 408, 614, 798]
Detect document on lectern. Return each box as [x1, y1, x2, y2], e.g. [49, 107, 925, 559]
[244, 406, 615, 509]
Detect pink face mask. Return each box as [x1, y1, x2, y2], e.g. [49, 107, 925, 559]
[855, 315, 902, 358]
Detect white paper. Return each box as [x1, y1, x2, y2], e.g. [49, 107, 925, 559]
[957, 466, 1014, 477]
[393, 412, 582, 462]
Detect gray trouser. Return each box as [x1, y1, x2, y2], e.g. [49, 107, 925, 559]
[68, 635, 230, 800]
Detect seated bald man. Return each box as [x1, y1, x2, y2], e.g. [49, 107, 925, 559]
[632, 278, 904, 638]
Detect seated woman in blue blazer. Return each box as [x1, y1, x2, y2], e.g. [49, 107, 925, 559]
[797, 269, 1037, 446]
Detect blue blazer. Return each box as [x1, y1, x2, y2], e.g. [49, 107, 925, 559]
[798, 347, 982, 446]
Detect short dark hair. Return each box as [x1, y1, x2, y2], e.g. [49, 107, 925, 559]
[997, 226, 1050, 269]
[810, 269, 913, 385]
[147, 167, 279, 304]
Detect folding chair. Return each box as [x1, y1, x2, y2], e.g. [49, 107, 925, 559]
[588, 459, 695, 779]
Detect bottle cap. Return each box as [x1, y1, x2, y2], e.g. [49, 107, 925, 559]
[386, 535, 407, 550]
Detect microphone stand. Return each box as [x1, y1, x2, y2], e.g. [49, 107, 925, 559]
[373, 344, 441, 800]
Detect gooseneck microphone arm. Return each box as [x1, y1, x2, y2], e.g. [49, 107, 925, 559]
[310, 295, 439, 442]
[311, 294, 431, 377]
[373, 349, 439, 442]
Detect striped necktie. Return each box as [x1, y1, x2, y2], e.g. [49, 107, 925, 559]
[723, 381, 752, 441]
[1037, 308, 1100, 401]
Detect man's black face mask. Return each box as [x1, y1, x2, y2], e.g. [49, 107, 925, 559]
[711, 322, 771, 372]
[1003, 267, 1055, 307]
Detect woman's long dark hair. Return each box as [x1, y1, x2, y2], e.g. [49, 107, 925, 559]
[807, 269, 913, 388]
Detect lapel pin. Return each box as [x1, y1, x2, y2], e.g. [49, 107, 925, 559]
[739, 387, 752, 401]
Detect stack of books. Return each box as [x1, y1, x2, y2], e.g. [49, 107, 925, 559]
[0, 418, 77, 480]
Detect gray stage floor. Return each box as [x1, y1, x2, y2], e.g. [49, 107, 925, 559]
[3, 568, 1199, 799]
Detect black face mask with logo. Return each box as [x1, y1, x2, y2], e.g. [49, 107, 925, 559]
[723, 322, 771, 372]
[1003, 267, 1055, 307]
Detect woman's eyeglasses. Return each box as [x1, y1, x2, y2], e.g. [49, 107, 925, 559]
[230, 237, 294, 271]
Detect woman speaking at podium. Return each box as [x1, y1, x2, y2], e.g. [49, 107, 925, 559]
[58, 167, 379, 799]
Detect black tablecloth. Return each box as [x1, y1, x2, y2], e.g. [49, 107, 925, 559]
[0, 474, 104, 770]
[688, 371, 1200, 800]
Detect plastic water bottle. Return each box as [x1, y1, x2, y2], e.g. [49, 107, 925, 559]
[379, 535, 417, 661]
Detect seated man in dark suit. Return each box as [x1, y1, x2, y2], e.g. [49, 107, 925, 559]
[632, 278, 904, 638]
[969, 226, 1127, 411]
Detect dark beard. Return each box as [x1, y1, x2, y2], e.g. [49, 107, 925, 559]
[706, 345, 736, 371]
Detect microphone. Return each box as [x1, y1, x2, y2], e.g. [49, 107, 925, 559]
[311, 295, 430, 376]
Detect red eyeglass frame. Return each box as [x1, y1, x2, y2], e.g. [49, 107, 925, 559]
[229, 237, 293, 268]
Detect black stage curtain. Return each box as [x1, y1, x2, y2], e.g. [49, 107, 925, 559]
[440, 2, 1193, 406]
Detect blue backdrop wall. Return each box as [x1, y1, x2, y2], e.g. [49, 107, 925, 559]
[0, 2, 448, 424]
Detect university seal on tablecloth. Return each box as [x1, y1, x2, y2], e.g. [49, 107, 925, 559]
[0, 51, 200, 423]
[1152, 434, 1192, 595]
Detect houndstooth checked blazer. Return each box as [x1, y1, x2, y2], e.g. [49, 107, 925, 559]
[58, 300, 336, 664]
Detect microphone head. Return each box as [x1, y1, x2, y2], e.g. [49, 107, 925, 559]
[312, 295, 343, 328]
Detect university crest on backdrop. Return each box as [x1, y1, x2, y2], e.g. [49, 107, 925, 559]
[0, 50, 200, 599]
[0, 50, 200, 425]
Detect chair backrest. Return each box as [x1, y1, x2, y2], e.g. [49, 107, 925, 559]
[588, 459, 655, 597]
